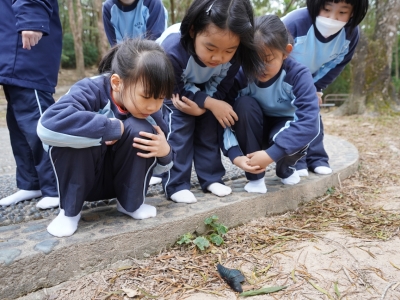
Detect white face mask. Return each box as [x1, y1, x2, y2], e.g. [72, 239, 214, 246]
[315, 16, 347, 38]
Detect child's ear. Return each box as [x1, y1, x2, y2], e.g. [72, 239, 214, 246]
[110, 74, 121, 92]
[285, 44, 293, 56]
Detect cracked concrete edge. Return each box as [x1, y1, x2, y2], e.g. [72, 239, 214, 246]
[1, 137, 359, 300]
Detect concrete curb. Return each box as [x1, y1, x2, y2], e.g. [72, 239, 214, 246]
[0, 135, 358, 299]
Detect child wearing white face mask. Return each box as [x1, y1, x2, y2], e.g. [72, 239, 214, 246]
[282, 0, 369, 176]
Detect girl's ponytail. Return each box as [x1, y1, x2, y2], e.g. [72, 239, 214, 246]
[98, 44, 120, 74]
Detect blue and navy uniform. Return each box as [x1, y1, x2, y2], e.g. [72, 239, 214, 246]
[282, 7, 359, 171]
[0, 0, 62, 197]
[37, 75, 174, 217]
[102, 0, 168, 45]
[157, 24, 240, 198]
[223, 58, 320, 180]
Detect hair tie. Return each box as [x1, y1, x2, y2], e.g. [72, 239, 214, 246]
[206, 1, 215, 16]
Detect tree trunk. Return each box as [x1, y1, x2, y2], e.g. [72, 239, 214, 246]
[93, 0, 110, 61]
[334, 33, 368, 116]
[169, 0, 175, 24]
[395, 34, 399, 80]
[365, 0, 400, 111]
[67, 0, 85, 78]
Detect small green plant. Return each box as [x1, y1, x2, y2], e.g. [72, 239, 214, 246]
[326, 187, 336, 195]
[176, 233, 194, 245]
[176, 215, 228, 251]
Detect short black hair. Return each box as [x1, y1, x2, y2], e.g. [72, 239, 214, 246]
[98, 39, 174, 99]
[180, 0, 264, 80]
[254, 15, 294, 60]
[307, 0, 369, 30]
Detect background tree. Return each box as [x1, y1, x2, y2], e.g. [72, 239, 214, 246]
[164, 0, 191, 24]
[364, 0, 400, 111]
[93, 0, 110, 61]
[67, 0, 85, 78]
[335, 0, 400, 115]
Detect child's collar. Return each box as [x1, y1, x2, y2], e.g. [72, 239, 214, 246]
[110, 88, 129, 114]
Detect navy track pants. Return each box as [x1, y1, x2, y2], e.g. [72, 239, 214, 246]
[3, 85, 57, 196]
[233, 96, 307, 180]
[50, 117, 158, 217]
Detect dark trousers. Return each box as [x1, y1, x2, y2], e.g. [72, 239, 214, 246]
[3, 85, 57, 197]
[295, 115, 330, 171]
[49, 117, 158, 217]
[161, 100, 225, 198]
[233, 96, 307, 180]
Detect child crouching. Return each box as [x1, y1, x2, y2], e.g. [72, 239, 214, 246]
[37, 39, 175, 237]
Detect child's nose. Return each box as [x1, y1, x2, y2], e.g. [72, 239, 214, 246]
[212, 53, 222, 62]
[147, 100, 160, 112]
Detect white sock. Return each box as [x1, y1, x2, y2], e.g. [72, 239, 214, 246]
[170, 190, 197, 203]
[281, 171, 300, 185]
[314, 166, 332, 175]
[244, 178, 267, 194]
[0, 190, 42, 206]
[149, 176, 162, 185]
[117, 201, 156, 219]
[296, 168, 309, 177]
[207, 183, 232, 197]
[47, 209, 81, 237]
[36, 197, 59, 209]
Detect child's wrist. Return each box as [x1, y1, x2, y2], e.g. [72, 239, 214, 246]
[158, 145, 171, 158]
[203, 96, 215, 110]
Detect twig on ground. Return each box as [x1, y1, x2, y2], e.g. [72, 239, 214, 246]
[381, 282, 396, 300]
[343, 266, 354, 284]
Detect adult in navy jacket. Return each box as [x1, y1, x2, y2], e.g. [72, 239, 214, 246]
[0, 0, 62, 209]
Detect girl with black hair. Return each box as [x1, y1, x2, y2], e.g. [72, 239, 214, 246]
[156, 0, 264, 204]
[37, 39, 175, 237]
[223, 15, 320, 193]
[282, 0, 369, 176]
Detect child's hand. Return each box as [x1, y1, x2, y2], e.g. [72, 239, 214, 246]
[133, 125, 170, 158]
[246, 151, 273, 169]
[233, 156, 265, 174]
[105, 119, 124, 145]
[21, 31, 43, 50]
[172, 94, 206, 116]
[316, 92, 323, 106]
[204, 97, 238, 128]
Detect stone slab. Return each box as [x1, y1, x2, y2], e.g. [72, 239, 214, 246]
[0, 134, 358, 299]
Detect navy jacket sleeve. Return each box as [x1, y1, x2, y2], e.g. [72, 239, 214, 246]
[144, 0, 167, 40]
[38, 78, 122, 148]
[266, 62, 320, 162]
[12, 0, 53, 35]
[102, 0, 116, 45]
[207, 59, 241, 104]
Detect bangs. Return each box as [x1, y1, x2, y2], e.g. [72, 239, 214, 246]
[330, 0, 356, 5]
[128, 51, 175, 99]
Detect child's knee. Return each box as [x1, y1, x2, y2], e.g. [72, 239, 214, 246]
[123, 118, 156, 139]
[234, 96, 260, 116]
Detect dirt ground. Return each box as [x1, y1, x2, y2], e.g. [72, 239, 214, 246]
[9, 70, 400, 300]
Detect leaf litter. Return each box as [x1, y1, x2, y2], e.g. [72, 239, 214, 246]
[38, 114, 400, 300]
